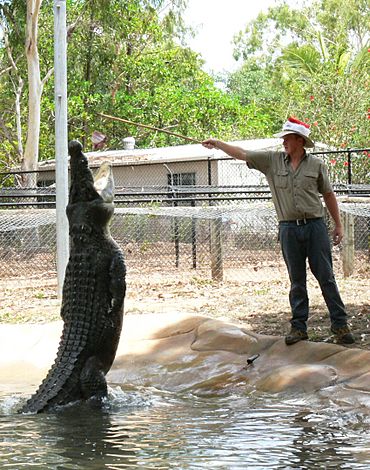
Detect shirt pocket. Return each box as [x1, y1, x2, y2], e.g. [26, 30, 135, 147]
[302, 171, 318, 189]
[275, 170, 289, 188]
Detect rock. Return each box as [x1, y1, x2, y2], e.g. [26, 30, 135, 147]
[1, 313, 369, 405]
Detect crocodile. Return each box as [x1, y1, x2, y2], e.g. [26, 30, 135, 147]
[19, 140, 126, 413]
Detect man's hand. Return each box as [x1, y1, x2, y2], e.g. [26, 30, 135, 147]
[202, 138, 219, 149]
[323, 192, 344, 246]
[332, 224, 344, 245]
[201, 139, 248, 161]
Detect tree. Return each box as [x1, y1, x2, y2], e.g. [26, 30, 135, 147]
[62, 0, 198, 148]
[0, 0, 193, 173]
[0, 0, 54, 186]
[40, 0, 263, 152]
[229, 0, 370, 151]
[0, 0, 296, 176]
[0, 0, 27, 172]
[23, 0, 47, 186]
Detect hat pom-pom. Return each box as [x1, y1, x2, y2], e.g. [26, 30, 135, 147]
[288, 116, 310, 129]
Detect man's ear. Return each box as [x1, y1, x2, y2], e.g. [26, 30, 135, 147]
[94, 162, 115, 203]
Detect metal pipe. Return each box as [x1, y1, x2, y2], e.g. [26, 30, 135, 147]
[54, 0, 69, 297]
[347, 149, 352, 185]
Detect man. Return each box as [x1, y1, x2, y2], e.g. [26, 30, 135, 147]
[202, 117, 355, 345]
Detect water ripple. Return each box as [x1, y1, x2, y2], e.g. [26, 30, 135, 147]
[0, 388, 369, 469]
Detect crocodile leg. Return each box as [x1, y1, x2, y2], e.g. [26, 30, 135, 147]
[80, 356, 108, 400]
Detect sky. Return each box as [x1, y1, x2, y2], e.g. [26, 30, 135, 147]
[182, 0, 298, 73]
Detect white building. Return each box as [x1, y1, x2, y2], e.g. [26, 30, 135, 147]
[37, 138, 287, 189]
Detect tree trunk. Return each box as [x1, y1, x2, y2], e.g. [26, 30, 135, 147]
[21, 0, 43, 188]
[15, 76, 24, 160]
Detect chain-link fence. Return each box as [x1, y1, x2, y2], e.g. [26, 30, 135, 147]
[0, 146, 369, 282]
[0, 199, 368, 282]
[1, 145, 369, 194]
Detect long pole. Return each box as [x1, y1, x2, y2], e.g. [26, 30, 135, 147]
[98, 113, 202, 143]
[54, 0, 69, 297]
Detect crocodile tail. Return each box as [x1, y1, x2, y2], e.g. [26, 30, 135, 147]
[18, 337, 85, 413]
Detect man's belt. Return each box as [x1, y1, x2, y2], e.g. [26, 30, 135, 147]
[280, 217, 323, 226]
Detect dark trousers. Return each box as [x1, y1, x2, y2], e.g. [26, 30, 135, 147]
[279, 218, 348, 332]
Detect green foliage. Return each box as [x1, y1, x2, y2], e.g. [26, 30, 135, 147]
[229, 0, 370, 172]
[59, 0, 260, 150]
[0, 0, 268, 172]
[0, 0, 368, 183]
[226, 59, 282, 133]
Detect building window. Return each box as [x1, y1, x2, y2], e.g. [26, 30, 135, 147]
[37, 179, 55, 187]
[167, 172, 196, 186]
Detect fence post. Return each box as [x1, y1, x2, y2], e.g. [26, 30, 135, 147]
[174, 202, 179, 268]
[347, 148, 352, 185]
[207, 157, 212, 185]
[191, 199, 197, 269]
[210, 216, 223, 281]
[342, 209, 355, 277]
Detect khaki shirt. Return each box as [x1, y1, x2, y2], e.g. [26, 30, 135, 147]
[246, 150, 333, 221]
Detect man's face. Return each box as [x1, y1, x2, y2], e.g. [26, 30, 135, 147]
[282, 134, 305, 155]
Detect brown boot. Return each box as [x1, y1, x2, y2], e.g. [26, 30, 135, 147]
[331, 325, 355, 344]
[285, 328, 308, 345]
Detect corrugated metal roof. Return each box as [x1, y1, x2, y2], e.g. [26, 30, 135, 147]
[37, 138, 284, 169]
[37, 138, 331, 170]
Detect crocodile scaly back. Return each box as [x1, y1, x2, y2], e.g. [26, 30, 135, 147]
[19, 141, 126, 413]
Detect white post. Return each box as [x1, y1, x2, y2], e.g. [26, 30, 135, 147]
[342, 210, 355, 277]
[54, 0, 69, 297]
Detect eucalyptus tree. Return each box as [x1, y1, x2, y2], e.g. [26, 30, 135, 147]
[0, 0, 54, 185]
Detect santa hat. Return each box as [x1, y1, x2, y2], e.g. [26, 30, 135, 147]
[274, 117, 315, 148]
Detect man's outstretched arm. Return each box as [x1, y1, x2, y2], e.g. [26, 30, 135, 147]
[202, 139, 248, 161]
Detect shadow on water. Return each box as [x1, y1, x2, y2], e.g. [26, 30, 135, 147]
[0, 387, 369, 469]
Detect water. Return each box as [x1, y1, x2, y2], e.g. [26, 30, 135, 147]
[1, 386, 369, 469]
